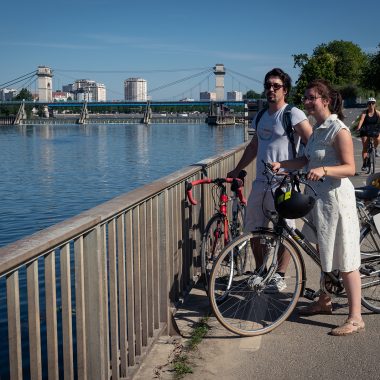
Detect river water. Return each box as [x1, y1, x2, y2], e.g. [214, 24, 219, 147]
[0, 122, 244, 247]
[0, 122, 245, 377]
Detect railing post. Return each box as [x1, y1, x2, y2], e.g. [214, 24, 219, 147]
[83, 226, 107, 379]
[7, 271, 23, 380]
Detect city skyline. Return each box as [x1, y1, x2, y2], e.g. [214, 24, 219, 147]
[0, 0, 379, 100]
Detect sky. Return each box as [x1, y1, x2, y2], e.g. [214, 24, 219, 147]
[1, 0, 379, 101]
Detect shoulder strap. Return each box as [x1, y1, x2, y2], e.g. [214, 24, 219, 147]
[282, 104, 297, 158]
[254, 108, 267, 129]
[255, 104, 298, 157]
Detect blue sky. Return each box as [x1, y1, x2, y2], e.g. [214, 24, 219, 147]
[1, 0, 378, 100]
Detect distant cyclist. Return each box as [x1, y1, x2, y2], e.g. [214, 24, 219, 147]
[356, 97, 380, 171]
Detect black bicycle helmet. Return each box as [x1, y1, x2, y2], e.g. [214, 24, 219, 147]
[274, 185, 315, 219]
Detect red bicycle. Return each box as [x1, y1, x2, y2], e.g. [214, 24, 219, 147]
[186, 170, 248, 291]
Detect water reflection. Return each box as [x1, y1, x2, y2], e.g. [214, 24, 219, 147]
[0, 123, 244, 247]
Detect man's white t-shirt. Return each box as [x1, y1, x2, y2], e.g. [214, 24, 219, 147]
[253, 104, 307, 181]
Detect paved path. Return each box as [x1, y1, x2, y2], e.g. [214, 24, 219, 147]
[135, 107, 380, 380]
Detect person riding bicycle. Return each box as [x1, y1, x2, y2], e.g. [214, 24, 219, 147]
[356, 97, 380, 171]
[227, 68, 312, 292]
[272, 79, 364, 336]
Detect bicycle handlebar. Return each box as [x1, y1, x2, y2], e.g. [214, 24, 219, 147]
[262, 161, 324, 184]
[185, 170, 247, 206]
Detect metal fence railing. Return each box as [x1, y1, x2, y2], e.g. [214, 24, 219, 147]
[0, 142, 255, 379]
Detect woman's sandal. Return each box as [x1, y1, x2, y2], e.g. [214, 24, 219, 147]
[298, 301, 333, 316]
[330, 319, 365, 336]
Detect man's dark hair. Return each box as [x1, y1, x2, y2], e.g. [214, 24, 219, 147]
[264, 68, 292, 98]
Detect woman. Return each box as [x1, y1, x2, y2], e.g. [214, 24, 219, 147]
[356, 97, 380, 170]
[272, 79, 364, 336]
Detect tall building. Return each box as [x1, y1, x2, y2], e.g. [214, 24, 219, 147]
[0, 88, 17, 101]
[124, 78, 147, 101]
[213, 64, 225, 101]
[37, 66, 53, 102]
[72, 80, 106, 101]
[227, 91, 243, 101]
[200, 91, 216, 101]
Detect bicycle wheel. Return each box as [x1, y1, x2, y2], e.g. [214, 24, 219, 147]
[201, 214, 230, 290]
[367, 146, 376, 174]
[360, 225, 380, 313]
[209, 231, 303, 336]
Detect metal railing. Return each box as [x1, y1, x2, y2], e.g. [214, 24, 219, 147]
[0, 142, 255, 379]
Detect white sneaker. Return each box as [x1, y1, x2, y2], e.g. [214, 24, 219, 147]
[265, 273, 287, 293]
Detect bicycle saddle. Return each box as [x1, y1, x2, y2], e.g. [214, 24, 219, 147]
[355, 185, 380, 201]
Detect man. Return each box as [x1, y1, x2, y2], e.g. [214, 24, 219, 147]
[227, 68, 312, 291]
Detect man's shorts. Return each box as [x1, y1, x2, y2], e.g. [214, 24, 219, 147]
[244, 180, 296, 232]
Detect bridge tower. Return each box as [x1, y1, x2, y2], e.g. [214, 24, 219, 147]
[37, 66, 53, 102]
[213, 64, 225, 101]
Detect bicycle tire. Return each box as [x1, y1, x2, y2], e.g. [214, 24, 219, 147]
[201, 206, 248, 291]
[360, 225, 380, 313]
[367, 146, 376, 174]
[209, 231, 303, 336]
[201, 214, 230, 291]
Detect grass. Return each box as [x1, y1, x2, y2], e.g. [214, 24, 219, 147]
[172, 354, 193, 378]
[172, 316, 210, 379]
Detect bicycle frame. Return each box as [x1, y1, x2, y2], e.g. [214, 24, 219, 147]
[218, 183, 232, 245]
[186, 176, 246, 239]
[208, 163, 380, 336]
[259, 164, 342, 292]
[365, 134, 378, 174]
[261, 214, 342, 292]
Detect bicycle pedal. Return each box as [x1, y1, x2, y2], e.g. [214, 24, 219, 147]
[303, 287, 318, 300]
[360, 265, 375, 276]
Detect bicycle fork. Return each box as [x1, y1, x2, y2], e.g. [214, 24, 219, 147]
[247, 233, 282, 291]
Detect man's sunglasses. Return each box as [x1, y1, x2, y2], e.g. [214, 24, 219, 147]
[264, 83, 284, 91]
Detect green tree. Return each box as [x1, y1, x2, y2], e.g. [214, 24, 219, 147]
[243, 90, 262, 99]
[292, 40, 368, 104]
[14, 88, 33, 101]
[314, 41, 367, 85]
[361, 43, 380, 96]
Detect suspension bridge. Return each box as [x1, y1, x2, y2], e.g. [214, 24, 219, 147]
[0, 65, 262, 101]
[0, 65, 264, 126]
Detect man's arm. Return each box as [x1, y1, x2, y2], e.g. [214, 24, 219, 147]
[227, 134, 258, 178]
[294, 118, 312, 144]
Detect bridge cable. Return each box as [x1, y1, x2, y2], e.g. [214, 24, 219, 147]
[0, 73, 37, 89]
[148, 68, 213, 94]
[53, 67, 211, 74]
[225, 68, 262, 85]
[225, 72, 254, 94]
[16, 76, 37, 92]
[171, 72, 214, 100]
[0, 70, 37, 88]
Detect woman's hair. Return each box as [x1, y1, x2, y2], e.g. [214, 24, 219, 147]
[264, 68, 292, 98]
[305, 79, 345, 121]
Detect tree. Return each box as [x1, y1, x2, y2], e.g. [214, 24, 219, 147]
[361, 43, 380, 96]
[14, 88, 33, 101]
[314, 41, 367, 85]
[292, 40, 368, 104]
[243, 90, 262, 100]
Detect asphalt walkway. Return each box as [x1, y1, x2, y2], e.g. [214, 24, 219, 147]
[135, 108, 380, 380]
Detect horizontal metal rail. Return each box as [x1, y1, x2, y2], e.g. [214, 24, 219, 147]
[0, 142, 254, 379]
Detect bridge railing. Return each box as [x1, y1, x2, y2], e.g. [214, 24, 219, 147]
[0, 142, 255, 379]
